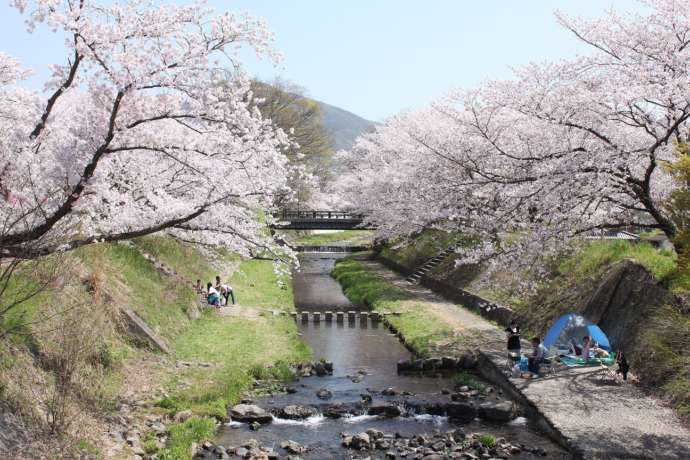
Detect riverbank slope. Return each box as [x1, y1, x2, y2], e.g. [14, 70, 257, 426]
[0, 236, 310, 459]
[333, 255, 690, 459]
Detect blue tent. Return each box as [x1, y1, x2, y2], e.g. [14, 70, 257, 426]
[543, 313, 611, 352]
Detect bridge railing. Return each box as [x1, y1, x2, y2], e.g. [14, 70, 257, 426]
[273, 210, 366, 221]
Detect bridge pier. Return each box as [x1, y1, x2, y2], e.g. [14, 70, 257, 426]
[313, 312, 321, 323]
[325, 311, 333, 322]
[336, 312, 344, 323]
[301, 312, 309, 322]
[348, 311, 356, 323]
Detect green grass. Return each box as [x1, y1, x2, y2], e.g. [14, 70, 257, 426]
[0, 268, 51, 349]
[332, 258, 453, 357]
[452, 371, 487, 392]
[162, 311, 310, 418]
[133, 236, 235, 284]
[227, 259, 294, 310]
[78, 243, 193, 341]
[158, 416, 216, 460]
[285, 230, 375, 246]
[558, 240, 676, 283]
[478, 434, 496, 448]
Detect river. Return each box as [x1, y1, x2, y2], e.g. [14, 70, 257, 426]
[214, 251, 570, 459]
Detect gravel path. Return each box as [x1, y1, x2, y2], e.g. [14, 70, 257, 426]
[361, 259, 690, 460]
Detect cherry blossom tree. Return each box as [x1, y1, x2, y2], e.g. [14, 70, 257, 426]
[0, 0, 294, 260]
[338, 0, 690, 278]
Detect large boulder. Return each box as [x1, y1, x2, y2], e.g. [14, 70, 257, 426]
[368, 403, 401, 417]
[478, 401, 515, 422]
[274, 405, 318, 420]
[423, 402, 477, 420]
[229, 404, 272, 424]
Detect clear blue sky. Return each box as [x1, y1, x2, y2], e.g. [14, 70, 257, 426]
[0, 0, 641, 121]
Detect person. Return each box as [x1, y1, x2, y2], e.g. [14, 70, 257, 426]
[505, 319, 521, 352]
[194, 279, 202, 294]
[527, 337, 547, 375]
[219, 283, 235, 305]
[581, 336, 591, 360]
[215, 275, 222, 291]
[591, 341, 610, 358]
[616, 350, 630, 380]
[207, 282, 220, 307]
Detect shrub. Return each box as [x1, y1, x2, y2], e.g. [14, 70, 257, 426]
[478, 434, 496, 448]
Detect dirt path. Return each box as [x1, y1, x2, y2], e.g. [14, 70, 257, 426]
[362, 259, 690, 460]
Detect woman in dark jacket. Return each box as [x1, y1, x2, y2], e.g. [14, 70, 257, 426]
[505, 320, 521, 352]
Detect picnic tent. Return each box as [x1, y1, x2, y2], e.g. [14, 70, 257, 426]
[543, 313, 611, 352]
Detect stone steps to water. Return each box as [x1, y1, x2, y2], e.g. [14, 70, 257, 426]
[405, 242, 460, 285]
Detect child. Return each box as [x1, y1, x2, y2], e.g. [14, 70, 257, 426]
[207, 282, 220, 307]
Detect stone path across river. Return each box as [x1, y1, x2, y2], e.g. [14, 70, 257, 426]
[360, 259, 690, 460]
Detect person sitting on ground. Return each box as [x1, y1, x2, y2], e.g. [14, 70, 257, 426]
[219, 283, 235, 305]
[591, 341, 610, 358]
[580, 336, 591, 359]
[527, 336, 547, 376]
[505, 319, 521, 353]
[206, 282, 220, 307]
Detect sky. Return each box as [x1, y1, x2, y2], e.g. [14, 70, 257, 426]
[0, 0, 643, 121]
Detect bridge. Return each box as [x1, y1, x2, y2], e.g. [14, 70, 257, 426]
[270, 210, 375, 230]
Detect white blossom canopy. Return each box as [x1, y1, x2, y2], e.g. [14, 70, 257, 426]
[0, 0, 294, 259]
[337, 0, 690, 274]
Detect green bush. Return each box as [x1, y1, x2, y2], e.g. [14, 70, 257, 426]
[478, 434, 496, 448]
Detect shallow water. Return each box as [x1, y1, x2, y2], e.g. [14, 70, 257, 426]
[292, 253, 356, 311]
[215, 252, 571, 459]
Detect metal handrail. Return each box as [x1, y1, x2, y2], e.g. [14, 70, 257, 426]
[273, 210, 366, 221]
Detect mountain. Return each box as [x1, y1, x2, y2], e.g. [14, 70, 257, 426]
[315, 100, 375, 152]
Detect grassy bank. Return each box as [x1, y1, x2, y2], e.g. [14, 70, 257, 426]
[332, 258, 453, 357]
[377, 232, 690, 421]
[1, 237, 311, 459]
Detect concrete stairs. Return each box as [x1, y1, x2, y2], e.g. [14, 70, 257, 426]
[405, 243, 459, 284]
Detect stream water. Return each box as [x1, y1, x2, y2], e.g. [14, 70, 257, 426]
[215, 252, 571, 459]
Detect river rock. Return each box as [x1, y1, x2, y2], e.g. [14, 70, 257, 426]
[314, 362, 328, 376]
[351, 432, 371, 449]
[368, 403, 402, 417]
[323, 404, 349, 418]
[478, 401, 515, 422]
[458, 352, 477, 369]
[316, 388, 333, 399]
[275, 405, 318, 420]
[423, 402, 477, 420]
[229, 404, 272, 424]
[280, 440, 305, 454]
[366, 428, 384, 440]
[381, 387, 397, 396]
[234, 447, 249, 457]
[173, 409, 193, 423]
